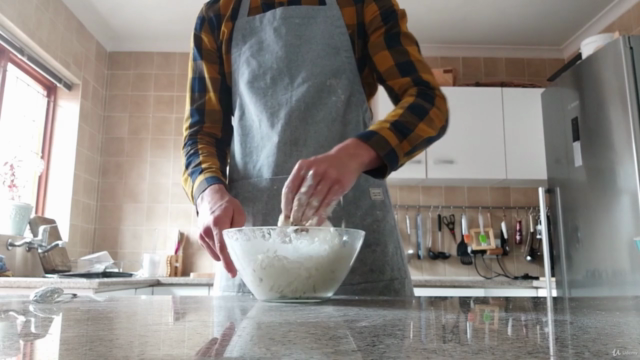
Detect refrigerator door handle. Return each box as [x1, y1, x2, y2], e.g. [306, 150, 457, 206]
[539, 187, 556, 358]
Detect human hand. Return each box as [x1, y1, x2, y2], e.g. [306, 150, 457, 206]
[194, 322, 235, 359]
[281, 139, 381, 226]
[197, 185, 246, 277]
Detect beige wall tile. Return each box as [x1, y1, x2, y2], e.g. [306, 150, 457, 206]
[466, 187, 489, 206]
[422, 261, 446, 277]
[106, 94, 130, 114]
[98, 204, 122, 227]
[505, 58, 526, 78]
[124, 159, 149, 182]
[108, 72, 132, 93]
[100, 159, 125, 181]
[150, 137, 173, 160]
[525, 59, 547, 79]
[420, 186, 443, 206]
[461, 57, 483, 80]
[632, 2, 640, 32]
[439, 57, 461, 75]
[109, 52, 132, 72]
[99, 181, 124, 204]
[130, 94, 153, 114]
[489, 187, 511, 207]
[81, 202, 96, 228]
[118, 228, 144, 252]
[483, 58, 505, 79]
[510, 188, 538, 207]
[174, 95, 187, 116]
[154, 73, 177, 94]
[91, 85, 103, 114]
[423, 56, 440, 69]
[616, 8, 634, 34]
[155, 53, 177, 73]
[171, 159, 184, 184]
[94, 227, 119, 252]
[546, 59, 565, 78]
[104, 115, 128, 137]
[174, 116, 184, 137]
[121, 205, 146, 227]
[147, 182, 171, 205]
[122, 181, 148, 204]
[132, 73, 154, 93]
[398, 186, 421, 205]
[175, 74, 188, 95]
[151, 116, 173, 137]
[171, 183, 191, 205]
[128, 115, 151, 137]
[153, 94, 175, 115]
[176, 53, 190, 73]
[132, 52, 156, 72]
[170, 205, 195, 228]
[125, 137, 150, 159]
[148, 159, 172, 181]
[443, 187, 466, 206]
[146, 205, 170, 227]
[102, 137, 126, 158]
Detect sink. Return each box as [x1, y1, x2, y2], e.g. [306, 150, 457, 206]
[56, 272, 135, 279]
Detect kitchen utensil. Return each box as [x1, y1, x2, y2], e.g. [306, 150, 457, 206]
[457, 214, 472, 266]
[30, 287, 77, 304]
[141, 253, 161, 278]
[173, 230, 184, 255]
[437, 213, 451, 260]
[427, 208, 439, 260]
[442, 214, 457, 244]
[166, 254, 183, 277]
[223, 227, 365, 302]
[515, 210, 523, 245]
[478, 210, 487, 244]
[470, 228, 496, 251]
[416, 211, 424, 260]
[462, 212, 471, 244]
[500, 216, 509, 255]
[527, 215, 542, 262]
[405, 208, 411, 238]
[524, 210, 535, 256]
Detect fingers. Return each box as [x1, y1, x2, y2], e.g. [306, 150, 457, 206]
[213, 224, 237, 278]
[310, 185, 343, 226]
[199, 226, 220, 262]
[290, 170, 319, 225]
[301, 177, 331, 225]
[213, 322, 236, 358]
[281, 161, 307, 219]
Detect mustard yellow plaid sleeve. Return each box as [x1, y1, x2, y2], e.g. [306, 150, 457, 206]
[182, 6, 233, 204]
[356, 0, 449, 179]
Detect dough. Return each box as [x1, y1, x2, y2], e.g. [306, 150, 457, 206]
[278, 213, 332, 228]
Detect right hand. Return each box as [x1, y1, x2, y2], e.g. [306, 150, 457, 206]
[197, 184, 246, 278]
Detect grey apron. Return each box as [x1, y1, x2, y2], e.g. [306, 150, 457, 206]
[212, 0, 413, 297]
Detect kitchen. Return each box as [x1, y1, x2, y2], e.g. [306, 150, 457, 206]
[1, 0, 640, 358]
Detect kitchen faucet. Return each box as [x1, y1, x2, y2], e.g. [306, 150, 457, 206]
[5, 225, 66, 254]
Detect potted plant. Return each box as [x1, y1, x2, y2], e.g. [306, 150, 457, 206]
[0, 146, 44, 236]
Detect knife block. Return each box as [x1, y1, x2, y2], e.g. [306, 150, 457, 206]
[165, 254, 183, 277]
[469, 228, 496, 250]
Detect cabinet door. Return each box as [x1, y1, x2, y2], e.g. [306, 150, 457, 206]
[503, 88, 547, 180]
[427, 87, 506, 181]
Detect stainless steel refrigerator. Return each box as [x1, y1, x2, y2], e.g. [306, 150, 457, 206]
[542, 36, 640, 297]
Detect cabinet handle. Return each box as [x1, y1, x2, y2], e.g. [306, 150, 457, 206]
[434, 159, 455, 165]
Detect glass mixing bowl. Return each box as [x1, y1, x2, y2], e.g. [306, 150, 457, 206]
[223, 227, 365, 302]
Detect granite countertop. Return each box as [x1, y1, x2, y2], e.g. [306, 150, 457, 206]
[1, 295, 638, 359]
[0, 276, 215, 290]
[411, 276, 536, 288]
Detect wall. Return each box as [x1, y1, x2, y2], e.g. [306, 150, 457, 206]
[424, 56, 565, 87]
[97, 52, 210, 273]
[389, 186, 544, 278]
[602, 2, 640, 35]
[0, 0, 108, 260]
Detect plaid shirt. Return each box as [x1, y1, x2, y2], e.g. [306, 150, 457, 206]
[183, 0, 449, 203]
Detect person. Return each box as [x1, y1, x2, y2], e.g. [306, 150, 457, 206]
[182, 0, 449, 297]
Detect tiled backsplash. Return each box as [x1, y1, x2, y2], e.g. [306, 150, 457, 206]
[423, 57, 565, 87]
[388, 186, 544, 278]
[96, 52, 210, 273]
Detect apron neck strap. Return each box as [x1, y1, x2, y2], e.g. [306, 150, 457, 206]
[237, 0, 338, 20]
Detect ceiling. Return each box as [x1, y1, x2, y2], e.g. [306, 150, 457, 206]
[62, 0, 616, 54]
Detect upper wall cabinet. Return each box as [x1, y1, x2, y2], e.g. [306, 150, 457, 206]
[373, 86, 548, 186]
[426, 87, 506, 183]
[502, 88, 547, 182]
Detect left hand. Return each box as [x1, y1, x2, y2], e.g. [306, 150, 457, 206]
[281, 139, 382, 226]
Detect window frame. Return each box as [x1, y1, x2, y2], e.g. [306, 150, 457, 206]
[0, 43, 56, 215]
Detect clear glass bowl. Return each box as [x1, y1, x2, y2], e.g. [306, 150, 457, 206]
[223, 227, 365, 302]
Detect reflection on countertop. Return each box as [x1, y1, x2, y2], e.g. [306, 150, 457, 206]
[1, 295, 639, 359]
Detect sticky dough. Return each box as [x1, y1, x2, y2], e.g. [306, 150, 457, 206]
[277, 213, 332, 228]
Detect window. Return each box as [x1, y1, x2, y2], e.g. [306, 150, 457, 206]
[0, 43, 55, 214]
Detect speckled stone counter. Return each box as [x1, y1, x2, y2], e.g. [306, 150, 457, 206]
[1, 295, 639, 359]
[0, 276, 215, 291]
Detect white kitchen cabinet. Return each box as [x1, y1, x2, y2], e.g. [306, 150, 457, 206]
[372, 86, 394, 122]
[502, 88, 547, 184]
[426, 87, 506, 183]
[135, 287, 153, 295]
[152, 286, 210, 296]
[96, 288, 136, 296]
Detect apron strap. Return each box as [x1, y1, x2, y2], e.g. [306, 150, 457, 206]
[237, 0, 338, 20]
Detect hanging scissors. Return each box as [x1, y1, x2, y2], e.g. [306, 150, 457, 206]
[442, 213, 457, 243]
